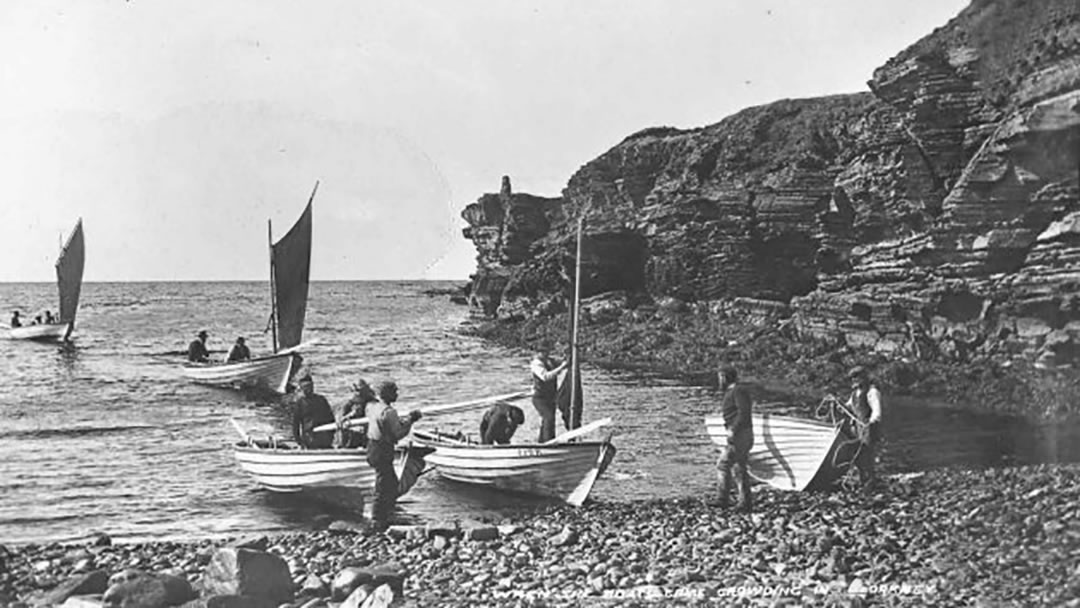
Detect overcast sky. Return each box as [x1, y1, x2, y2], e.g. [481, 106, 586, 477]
[0, 0, 968, 282]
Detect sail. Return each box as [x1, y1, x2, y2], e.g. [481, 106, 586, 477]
[55, 219, 85, 324]
[272, 200, 312, 350]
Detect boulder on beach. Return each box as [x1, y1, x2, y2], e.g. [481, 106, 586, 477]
[31, 570, 109, 607]
[199, 548, 293, 608]
[330, 564, 407, 601]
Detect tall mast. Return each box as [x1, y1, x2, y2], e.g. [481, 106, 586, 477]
[570, 215, 584, 430]
[268, 218, 278, 353]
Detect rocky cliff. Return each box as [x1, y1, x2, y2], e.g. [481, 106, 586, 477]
[461, 0, 1080, 370]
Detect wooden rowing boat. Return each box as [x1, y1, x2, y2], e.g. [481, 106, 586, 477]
[182, 184, 315, 394]
[232, 437, 431, 498]
[410, 429, 616, 506]
[10, 219, 85, 343]
[704, 413, 856, 491]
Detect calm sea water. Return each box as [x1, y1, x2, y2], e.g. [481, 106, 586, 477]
[1, 281, 1076, 544]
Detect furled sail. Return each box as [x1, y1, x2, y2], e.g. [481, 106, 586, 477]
[271, 199, 313, 350]
[55, 219, 85, 325]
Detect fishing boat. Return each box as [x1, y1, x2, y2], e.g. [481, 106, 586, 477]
[10, 220, 85, 342]
[410, 216, 617, 506]
[182, 184, 316, 393]
[704, 412, 857, 492]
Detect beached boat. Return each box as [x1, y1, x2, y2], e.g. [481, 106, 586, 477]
[182, 184, 316, 393]
[232, 437, 430, 497]
[410, 217, 617, 506]
[410, 429, 615, 506]
[9, 220, 85, 342]
[704, 412, 856, 492]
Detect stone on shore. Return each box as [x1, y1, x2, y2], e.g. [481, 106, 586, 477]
[31, 570, 109, 607]
[329, 565, 406, 601]
[199, 548, 293, 608]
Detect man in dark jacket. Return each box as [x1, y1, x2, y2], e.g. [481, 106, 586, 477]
[187, 330, 210, 363]
[479, 402, 525, 445]
[366, 381, 422, 532]
[337, 379, 377, 448]
[716, 364, 754, 512]
[291, 375, 335, 449]
[226, 336, 251, 362]
[845, 366, 884, 490]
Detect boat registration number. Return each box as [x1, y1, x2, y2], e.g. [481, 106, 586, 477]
[517, 448, 545, 457]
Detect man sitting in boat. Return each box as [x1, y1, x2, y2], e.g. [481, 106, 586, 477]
[530, 348, 568, 442]
[479, 402, 525, 445]
[187, 330, 211, 363]
[226, 336, 251, 362]
[844, 366, 884, 491]
[716, 364, 754, 513]
[337, 379, 377, 448]
[44, 310, 55, 324]
[291, 374, 336, 449]
[10, 310, 21, 328]
[367, 381, 423, 532]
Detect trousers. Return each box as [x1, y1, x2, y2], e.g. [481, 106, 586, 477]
[717, 430, 754, 511]
[532, 395, 557, 443]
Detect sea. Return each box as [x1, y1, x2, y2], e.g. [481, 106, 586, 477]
[1, 281, 1076, 544]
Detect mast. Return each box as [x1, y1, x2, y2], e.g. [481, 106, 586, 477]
[268, 218, 278, 353]
[569, 215, 584, 430]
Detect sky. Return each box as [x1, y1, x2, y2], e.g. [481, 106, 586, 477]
[0, 0, 970, 282]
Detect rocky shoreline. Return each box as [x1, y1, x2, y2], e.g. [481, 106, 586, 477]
[3, 464, 1078, 607]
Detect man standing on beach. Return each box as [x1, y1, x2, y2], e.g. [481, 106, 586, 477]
[716, 364, 754, 512]
[845, 366, 883, 491]
[530, 348, 568, 442]
[366, 381, 422, 532]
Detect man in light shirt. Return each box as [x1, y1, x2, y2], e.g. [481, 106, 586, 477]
[530, 348, 568, 442]
[845, 366, 883, 490]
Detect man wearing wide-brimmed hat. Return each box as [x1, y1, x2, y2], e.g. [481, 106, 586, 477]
[187, 330, 211, 363]
[845, 365, 883, 490]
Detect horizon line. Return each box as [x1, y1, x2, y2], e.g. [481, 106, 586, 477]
[0, 278, 470, 285]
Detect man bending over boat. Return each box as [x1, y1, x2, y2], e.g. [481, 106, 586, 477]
[292, 375, 335, 449]
[530, 348, 568, 442]
[187, 330, 211, 363]
[480, 402, 525, 445]
[716, 364, 754, 513]
[367, 381, 422, 532]
[226, 336, 251, 362]
[845, 366, 883, 491]
[336, 379, 377, 448]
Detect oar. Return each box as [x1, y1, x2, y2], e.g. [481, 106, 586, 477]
[277, 339, 318, 356]
[311, 390, 531, 433]
[543, 417, 613, 444]
[229, 418, 252, 443]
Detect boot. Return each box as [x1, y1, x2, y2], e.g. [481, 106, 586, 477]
[734, 465, 752, 513]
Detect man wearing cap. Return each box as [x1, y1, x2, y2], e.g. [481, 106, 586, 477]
[366, 381, 422, 531]
[226, 336, 251, 362]
[337, 379, 377, 448]
[187, 330, 211, 363]
[716, 364, 754, 512]
[479, 402, 525, 445]
[530, 348, 568, 442]
[291, 375, 335, 449]
[845, 366, 883, 490]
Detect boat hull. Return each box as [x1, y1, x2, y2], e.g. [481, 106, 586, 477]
[411, 430, 616, 506]
[9, 323, 71, 342]
[233, 440, 430, 498]
[705, 413, 853, 492]
[183, 353, 294, 394]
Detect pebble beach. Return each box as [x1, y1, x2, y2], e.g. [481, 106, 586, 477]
[4, 464, 1077, 607]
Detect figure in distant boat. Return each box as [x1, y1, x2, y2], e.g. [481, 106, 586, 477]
[44, 310, 55, 324]
[716, 364, 754, 513]
[479, 402, 525, 445]
[530, 347, 568, 442]
[226, 336, 251, 362]
[291, 374, 335, 449]
[10, 310, 21, 328]
[337, 378, 377, 448]
[366, 380, 422, 532]
[32, 314, 42, 325]
[187, 330, 211, 363]
[844, 366, 883, 491]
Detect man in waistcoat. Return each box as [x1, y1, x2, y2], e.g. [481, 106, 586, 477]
[530, 349, 568, 442]
[845, 366, 883, 490]
[716, 364, 754, 512]
[366, 381, 422, 532]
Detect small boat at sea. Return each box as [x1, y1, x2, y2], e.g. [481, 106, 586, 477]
[704, 412, 856, 492]
[183, 184, 316, 393]
[9, 219, 85, 342]
[410, 217, 617, 506]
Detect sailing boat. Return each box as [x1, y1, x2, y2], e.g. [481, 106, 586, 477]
[10, 219, 85, 342]
[182, 184, 316, 394]
[410, 217, 617, 506]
